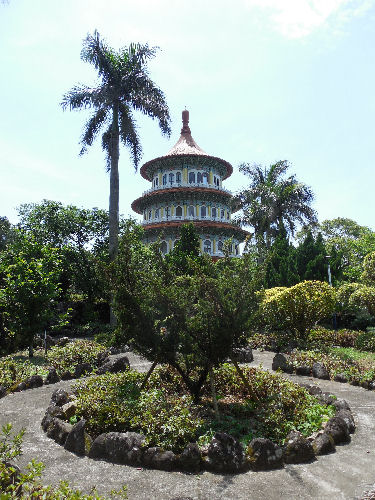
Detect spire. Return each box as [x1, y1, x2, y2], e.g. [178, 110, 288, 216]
[181, 109, 191, 134]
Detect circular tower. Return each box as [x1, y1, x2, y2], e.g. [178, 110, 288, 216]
[131, 110, 248, 256]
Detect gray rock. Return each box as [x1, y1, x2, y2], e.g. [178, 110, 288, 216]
[324, 416, 350, 444]
[15, 382, 26, 392]
[361, 380, 370, 390]
[50, 388, 70, 407]
[45, 368, 60, 385]
[296, 365, 311, 376]
[96, 355, 130, 375]
[312, 432, 335, 455]
[41, 405, 65, 432]
[96, 351, 110, 367]
[318, 392, 337, 405]
[283, 430, 315, 464]
[109, 347, 124, 355]
[26, 375, 44, 389]
[231, 347, 254, 363]
[64, 419, 92, 456]
[46, 418, 73, 445]
[74, 363, 92, 378]
[336, 409, 355, 434]
[334, 373, 348, 383]
[178, 443, 201, 472]
[61, 401, 77, 420]
[206, 432, 245, 473]
[272, 353, 293, 373]
[60, 371, 73, 380]
[143, 447, 177, 471]
[300, 384, 322, 396]
[312, 362, 330, 380]
[332, 398, 350, 412]
[56, 337, 70, 347]
[89, 432, 145, 466]
[0, 385, 6, 398]
[247, 438, 283, 470]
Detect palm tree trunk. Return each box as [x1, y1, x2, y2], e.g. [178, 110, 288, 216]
[109, 102, 120, 326]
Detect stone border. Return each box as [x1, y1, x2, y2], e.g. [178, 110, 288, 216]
[41, 375, 356, 474]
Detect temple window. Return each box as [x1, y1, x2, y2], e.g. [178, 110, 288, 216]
[165, 207, 170, 219]
[212, 207, 217, 218]
[204, 239, 212, 253]
[176, 171, 181, 183]
[197, 172, 203, 183]
[155, 208, 160, 219]
[235, 244, 239, 255]
[221, 209, 225, 219]
[169, 172, 174, 184]
[188, 205, 195, 217]
[189, 172, 195, 184]
[148, 210, 152, 220]
[201, 205, 207, 218]
[202, 172, 208, 184]
[162, 174, 167, 186]
[226, 211, 230, 220]
[176, 206, 182, 217]
[218, 240, 223, 252]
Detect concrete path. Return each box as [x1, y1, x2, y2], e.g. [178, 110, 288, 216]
[1, 350, 374, 500]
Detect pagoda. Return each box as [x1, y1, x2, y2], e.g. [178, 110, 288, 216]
[131, 110, 248, 256]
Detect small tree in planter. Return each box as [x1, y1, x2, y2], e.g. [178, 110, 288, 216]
[111, 223, 260, 403]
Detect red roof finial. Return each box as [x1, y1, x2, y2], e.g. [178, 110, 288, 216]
[181, 109, 191, 134]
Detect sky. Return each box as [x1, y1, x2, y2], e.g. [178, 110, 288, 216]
[0, 0, 374, 230]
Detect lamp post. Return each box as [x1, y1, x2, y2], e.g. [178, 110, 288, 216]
[326, 255, 337, 329]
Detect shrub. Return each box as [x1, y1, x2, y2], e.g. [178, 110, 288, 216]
[0, 356, 48, 391]
[46, 340, 107, 373]
[308, 327, 360, 349]
[355, 331, 375, 352]
[258, 281, 336, 338]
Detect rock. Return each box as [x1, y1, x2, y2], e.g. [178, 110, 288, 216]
[89, 432, 145, 466]
[109, 347, 124, 355]
[206, 432, 245, 473]
[247, 438, 283, 470]
[46, 418, 73, 445]
[74, 363, 92, 378]
[56, 337, 70, 347]
[45, 368, 60, 385]
[60, 371, 73, 380]
[318, 392, 336, 405]
[272, 353, 293, 374]
[41, 405, 65, 432]
[312, 432, 335, 455]
[324, 416, 350, 444]
[312, 363, 330, 380]
[45, 334, 56, 349]
[14, 382, 26, 392]
[26, 375, 44, 389]
[0, 385, 6, 399]
[50, 388, 70, 407]
[361, 380, 370, 390]
[283, 430, 315, 464]
[334, 373, 348, 383]
[64, 419, 92, 456]
[349, 379, 360, 386]
[296, 365, 311, 376]
[369, 381, 375, 391]
[301, 384, 322, 396]
[96, 351, 110, 367]
[336, 410, 355, 434]
[332, 398, 350, 412]
[231, 347, 254, 363]
[61, 401, 77, 420]
[143, 447, 177, 471]
[96, 355, 130, 375]
[178, 443, 201, 472]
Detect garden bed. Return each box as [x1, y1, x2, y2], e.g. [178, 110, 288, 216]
[41, 364, 355, 473]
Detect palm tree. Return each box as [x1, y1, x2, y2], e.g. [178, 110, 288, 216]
[61, 31, 171, 264]
[234, 160, 317, 256]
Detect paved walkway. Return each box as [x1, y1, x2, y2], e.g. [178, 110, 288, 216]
[1, 350, 374, 500]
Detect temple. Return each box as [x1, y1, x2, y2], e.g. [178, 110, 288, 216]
[131, 110, 248, 256]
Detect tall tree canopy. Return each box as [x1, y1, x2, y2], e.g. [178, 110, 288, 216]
[61, 31, 171, 263]
[235, 160, 317, 257]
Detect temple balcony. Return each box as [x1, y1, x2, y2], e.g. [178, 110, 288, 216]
[140, 182, 232, 197]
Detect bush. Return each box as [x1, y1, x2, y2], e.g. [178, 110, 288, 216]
[308, 327, 360, 349]
[0, 356, 48, 391]
[355, 331, 375, 352]
[46, 340, 107, 373]
[258, 281, 336, 338]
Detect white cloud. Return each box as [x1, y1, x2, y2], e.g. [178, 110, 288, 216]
[243, 0, 374, 38]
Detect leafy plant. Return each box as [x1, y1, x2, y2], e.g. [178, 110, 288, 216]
[46, 340, 107, 373]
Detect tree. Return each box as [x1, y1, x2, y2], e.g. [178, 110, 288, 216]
[0, 217, 12, 252]
[61, 31, 171, 265]
[295, 231, 330, 283]
[235, 161, 317, 258]
[0, 233, 64, 356]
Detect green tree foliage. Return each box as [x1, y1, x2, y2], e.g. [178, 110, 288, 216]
[0, 216, 12, 252]
[235, 160, 317, 258]
[111, 223, 259, 402]
[263, 225, 299, 288]
[17, 200, 109, 303]
[62, 30, 171, 265]
[258, 281, 336, 338]
[166, 223, 201, 275]
[0, 233, 64, 355]
[362, 251, 375, 285]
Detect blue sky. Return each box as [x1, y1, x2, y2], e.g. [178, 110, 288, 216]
[1, 0, 374, 230]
